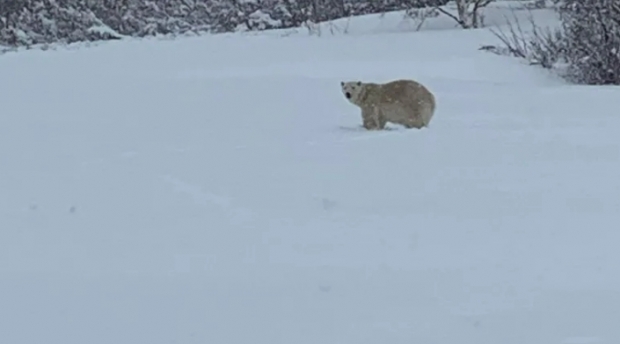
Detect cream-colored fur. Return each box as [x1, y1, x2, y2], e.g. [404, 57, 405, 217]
[341, 79, 436, 130]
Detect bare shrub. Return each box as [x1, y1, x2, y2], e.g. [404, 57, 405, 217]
[487, 11, 565, 69]
[434, 0, 496, 29]
[404, 6, 440, 31]
[487, 0, 620, 85]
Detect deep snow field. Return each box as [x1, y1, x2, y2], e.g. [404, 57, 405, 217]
[2, 2, 620, 344]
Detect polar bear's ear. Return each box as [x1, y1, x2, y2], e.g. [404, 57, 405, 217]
[340, 81, 345, 86]
[356, 81, 362, 86]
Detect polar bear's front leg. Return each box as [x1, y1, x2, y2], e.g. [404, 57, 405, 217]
[361, 106, 383, 130]
[376, 107, 387, 130]
[361, 107, 377, 130]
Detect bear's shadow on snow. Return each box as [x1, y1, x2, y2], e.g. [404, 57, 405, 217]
[337, 124, 401, 132]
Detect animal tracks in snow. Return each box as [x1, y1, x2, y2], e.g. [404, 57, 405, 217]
[161, 175, 232, 208]
[160, 175, 254, 226]
[80, 150, 141, 166]
[304, 125, 412, 147]
[562, 337, 603, 344]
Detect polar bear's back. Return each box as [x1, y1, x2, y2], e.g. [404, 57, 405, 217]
[379, 79, 434, 108]
[367, 79, 436, 128]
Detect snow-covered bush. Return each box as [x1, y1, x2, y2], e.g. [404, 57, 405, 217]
[559, 0, 620, 84]
[0, 0, 448, 49]
[489, 0, 620, 85]
[0, 0, 121, 47]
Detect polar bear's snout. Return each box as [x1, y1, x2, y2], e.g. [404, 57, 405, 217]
[341, 81, 360, 102]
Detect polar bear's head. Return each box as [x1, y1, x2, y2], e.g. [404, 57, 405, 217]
[341, 81, 364, 105]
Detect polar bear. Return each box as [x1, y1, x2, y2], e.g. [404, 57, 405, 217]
[340, 79, 436, 130]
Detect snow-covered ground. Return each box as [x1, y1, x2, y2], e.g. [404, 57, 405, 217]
[2, 4, 620, 344]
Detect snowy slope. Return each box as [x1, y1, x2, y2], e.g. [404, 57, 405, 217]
[1, 6, 620, 344]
